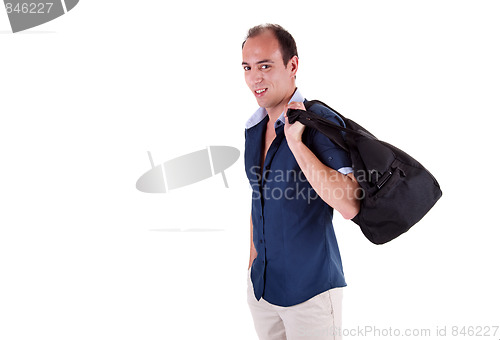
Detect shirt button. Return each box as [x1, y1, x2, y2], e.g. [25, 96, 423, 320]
[265, 165, 270, 170]
[259, 239, 263, 243]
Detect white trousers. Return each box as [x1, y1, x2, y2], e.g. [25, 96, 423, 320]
[247, 269, 343, 340]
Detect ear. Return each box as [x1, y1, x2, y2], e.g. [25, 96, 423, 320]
[287, 56, 299, 78]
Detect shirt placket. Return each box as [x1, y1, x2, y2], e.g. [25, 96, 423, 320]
[259, 124, 285, 270]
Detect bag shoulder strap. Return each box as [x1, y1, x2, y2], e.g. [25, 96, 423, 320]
[289, 100, 370, 152]
[289, 99, 374, 140]
[305, 99, 348, 123]
[304, 100, 365, 136]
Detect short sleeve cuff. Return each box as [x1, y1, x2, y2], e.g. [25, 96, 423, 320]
[337, 166, 353, 175]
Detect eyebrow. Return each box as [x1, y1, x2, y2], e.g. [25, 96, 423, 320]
[242, 59, 275, 66]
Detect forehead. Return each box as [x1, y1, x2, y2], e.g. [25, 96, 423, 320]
[242, 30, 283, 64]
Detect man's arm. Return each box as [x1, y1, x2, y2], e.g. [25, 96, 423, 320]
[284, 102, 361, 220]
[249, 214, 257, 269]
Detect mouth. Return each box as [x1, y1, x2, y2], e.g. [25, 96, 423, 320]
[254, 88, 268, 96]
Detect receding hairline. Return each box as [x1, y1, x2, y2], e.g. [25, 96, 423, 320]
[242, 26, 278, 48]
[242, 24, 298, 66]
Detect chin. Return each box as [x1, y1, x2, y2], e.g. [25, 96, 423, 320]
[255, 98, 267, 108]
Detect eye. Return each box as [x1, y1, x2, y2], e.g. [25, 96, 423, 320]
[243, 66, 251, 71]
[260, 64, 271, 70]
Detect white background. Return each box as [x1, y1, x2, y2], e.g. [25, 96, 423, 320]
[1, 1, 499, 339]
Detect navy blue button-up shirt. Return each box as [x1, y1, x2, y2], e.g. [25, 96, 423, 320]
[245, 89, 353, 307]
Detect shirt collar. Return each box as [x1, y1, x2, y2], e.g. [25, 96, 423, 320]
[245, 88, 305, 129]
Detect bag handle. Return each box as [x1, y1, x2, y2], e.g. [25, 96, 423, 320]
[287, 100, 375, 152]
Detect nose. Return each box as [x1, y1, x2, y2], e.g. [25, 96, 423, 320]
[248, 68, 263, 85]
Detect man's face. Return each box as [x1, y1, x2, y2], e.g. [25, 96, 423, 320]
[242, 31, 297, 112]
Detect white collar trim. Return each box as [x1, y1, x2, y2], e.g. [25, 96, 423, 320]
[244, 88, 305, 129]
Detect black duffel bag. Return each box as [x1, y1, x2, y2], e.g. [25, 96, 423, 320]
[287, 100, 442, 244]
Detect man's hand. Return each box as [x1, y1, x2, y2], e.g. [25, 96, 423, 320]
[283, 101, 361, 219]
[284, 101, 306, 145]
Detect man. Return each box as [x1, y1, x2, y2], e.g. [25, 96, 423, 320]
[242, 24, 361, 340]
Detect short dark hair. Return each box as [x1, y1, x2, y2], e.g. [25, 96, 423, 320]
[242, 24, 298, 66]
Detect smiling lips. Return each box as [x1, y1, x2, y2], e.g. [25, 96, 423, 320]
[254, 88, 268, 96]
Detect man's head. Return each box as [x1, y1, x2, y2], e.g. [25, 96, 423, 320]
[242, 24, 299, 113]
[242, 24, 298, 66]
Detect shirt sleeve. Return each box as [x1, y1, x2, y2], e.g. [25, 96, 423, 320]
[305, 104, 353, 174]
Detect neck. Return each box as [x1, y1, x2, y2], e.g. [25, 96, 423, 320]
[266, 86, 297, 124]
